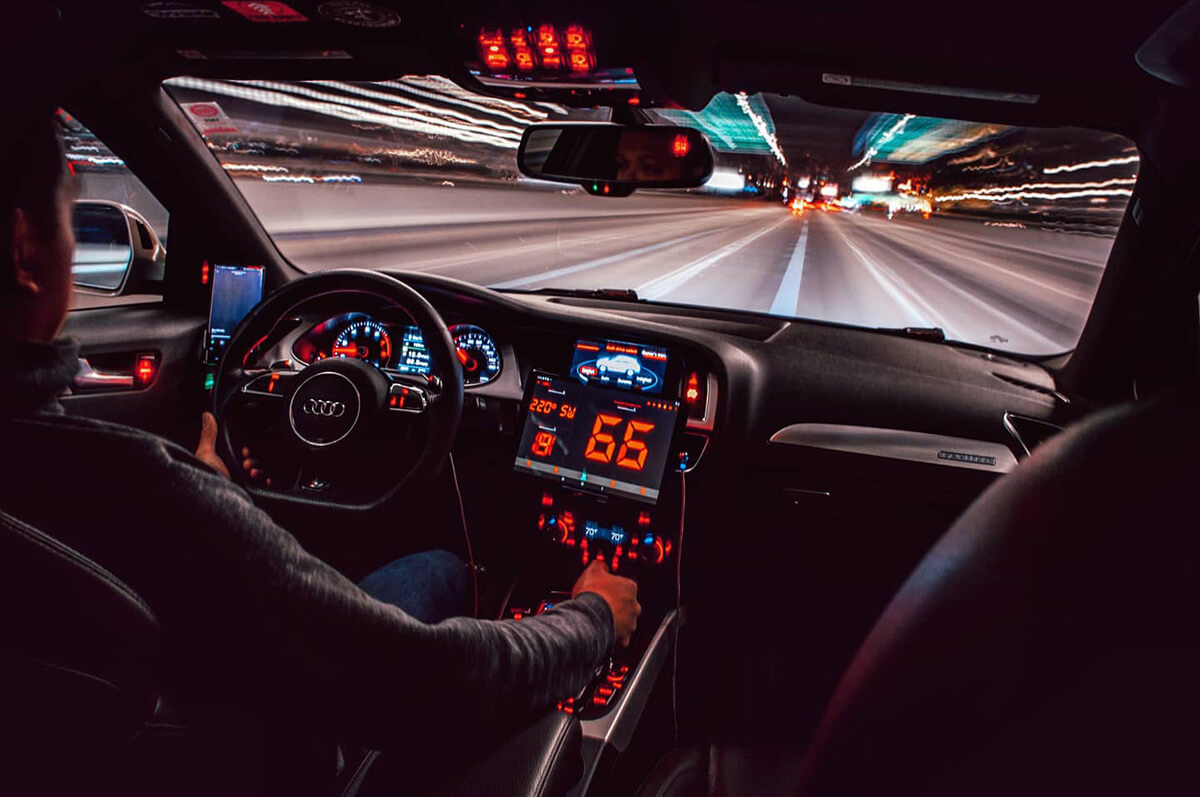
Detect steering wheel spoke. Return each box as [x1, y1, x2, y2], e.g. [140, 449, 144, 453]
[240, 369, 301, 399]
[385, 381, 430, 414]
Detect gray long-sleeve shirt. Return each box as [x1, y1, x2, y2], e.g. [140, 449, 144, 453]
[0, 338, 612, 744]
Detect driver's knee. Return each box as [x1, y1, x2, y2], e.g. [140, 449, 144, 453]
[358, 549, 468, 623]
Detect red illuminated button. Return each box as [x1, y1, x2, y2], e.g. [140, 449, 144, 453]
[387, 384, 427, 413]
[568, 50, 594, 72]
[134, 354, 158, 388]
[241, 370, 296, 397]
[484, 46, 509, 70]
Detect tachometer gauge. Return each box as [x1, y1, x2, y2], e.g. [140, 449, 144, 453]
[333, 318, 392, 368]
[450, 324, 501, 386]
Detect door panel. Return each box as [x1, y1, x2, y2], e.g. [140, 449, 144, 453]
[62, 304, 207, 448]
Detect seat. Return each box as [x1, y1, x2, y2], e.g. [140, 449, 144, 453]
[0, 504, 586, 797]
[641, 396, 1200, 796]
[0, 508, 162, 792]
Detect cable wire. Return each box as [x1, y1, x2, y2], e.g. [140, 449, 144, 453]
[447, 452, 478, 618]
[672, 469, 686, 743]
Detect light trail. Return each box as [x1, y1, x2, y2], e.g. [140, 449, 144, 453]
[1043, 155, 1139, 174]
[735, 92, 787, 166]
[167, 77, 522, 149]
[848, 114, 915, 172]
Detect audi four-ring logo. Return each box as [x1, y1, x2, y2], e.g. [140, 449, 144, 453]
[302, 398, 346, 417]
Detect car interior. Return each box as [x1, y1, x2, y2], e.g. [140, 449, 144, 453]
[4, 0, 1200, 795]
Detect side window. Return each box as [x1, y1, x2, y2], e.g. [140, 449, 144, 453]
[58, 110, 169, 308]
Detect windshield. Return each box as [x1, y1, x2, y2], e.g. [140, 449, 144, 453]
[164, 76, 1137, 356]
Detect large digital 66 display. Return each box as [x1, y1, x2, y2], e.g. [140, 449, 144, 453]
[515, 371, 680, 504]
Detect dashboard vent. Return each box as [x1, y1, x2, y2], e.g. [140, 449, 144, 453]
[992, 371, 1070, 405]
[1003, 412, 1064, 457]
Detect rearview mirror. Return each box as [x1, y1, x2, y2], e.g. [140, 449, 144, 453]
[518, 124, 714, 196]
[72, 201, 165, 294]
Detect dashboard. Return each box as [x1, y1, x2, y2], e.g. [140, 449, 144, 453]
[241, 291, 720, 514]
[291, 311, 503, 386]
[237, 270, 1064, 518]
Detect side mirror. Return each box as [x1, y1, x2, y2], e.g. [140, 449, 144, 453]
[71, 200, 165, 295]
[518, 124, 714, 196]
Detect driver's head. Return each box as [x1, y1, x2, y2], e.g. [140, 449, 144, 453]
[1, 105, 74, 343]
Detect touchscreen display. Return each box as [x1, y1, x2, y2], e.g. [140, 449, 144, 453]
[570, 338, 669, 395]
[206, 264, 265, 363]
[514, 372, 680, 504]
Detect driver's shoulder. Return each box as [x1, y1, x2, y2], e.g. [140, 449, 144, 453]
[5, 412, 225, 494]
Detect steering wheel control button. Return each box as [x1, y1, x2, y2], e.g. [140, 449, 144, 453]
[242, 371, 295, 397]
[388, 383, 428, 413]
[289, 371, 362, 447]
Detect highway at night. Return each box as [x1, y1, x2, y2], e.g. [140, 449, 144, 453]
[248, 181, 1112, 355]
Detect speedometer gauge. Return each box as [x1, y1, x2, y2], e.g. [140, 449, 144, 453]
[334, 318, 392, 368]
[450, 325, 501, 386]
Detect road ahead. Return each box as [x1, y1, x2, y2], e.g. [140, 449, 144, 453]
[241, 181, 1113, 354]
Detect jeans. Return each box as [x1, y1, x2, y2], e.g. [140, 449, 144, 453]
[357, 549, 469, 624]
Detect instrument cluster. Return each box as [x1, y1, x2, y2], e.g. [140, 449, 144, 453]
[291, 311, 503, 386]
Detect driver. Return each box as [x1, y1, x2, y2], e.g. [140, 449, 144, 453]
[0, 105, 639, 767]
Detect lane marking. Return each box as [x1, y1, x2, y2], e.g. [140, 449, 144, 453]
[859, 213, 1108, 269]
[827, 217, 954, 335]
[636, 215, 792, 300]
[835, 215, 1063, 351]
[488, 228, 724, 289]
[857, 216, 1092, 303]
[879, 243, 1065, 352]
[768, 220, 809, 316]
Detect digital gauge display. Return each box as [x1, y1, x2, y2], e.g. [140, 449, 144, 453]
[515, 371, 680, 504]
[451, 324, 501, 385]
[333, 318, 392, 368]
[570, 338, 669, 395]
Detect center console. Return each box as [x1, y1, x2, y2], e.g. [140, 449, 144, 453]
[349, 335, 712, 797]
[503, 337, 696, 728]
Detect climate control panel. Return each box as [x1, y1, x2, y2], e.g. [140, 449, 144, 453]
[535, 489, 672, 572]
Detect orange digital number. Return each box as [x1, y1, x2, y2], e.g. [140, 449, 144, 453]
[615, 420, 655, 471]
[559, 403, 577, 420]
[529, 398, 558, 415]
[584, 413, 622, 464]
[531, 431, 556, 458]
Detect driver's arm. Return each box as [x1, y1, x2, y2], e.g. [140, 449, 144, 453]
[158, 438, 615, 744]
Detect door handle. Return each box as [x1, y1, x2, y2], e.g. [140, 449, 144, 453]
[75, 358, 134, 389]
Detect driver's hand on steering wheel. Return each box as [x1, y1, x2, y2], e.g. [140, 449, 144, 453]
[239, 445, 272, 487]
[195, 412, 271, 486]
[195, 412, 231, 479]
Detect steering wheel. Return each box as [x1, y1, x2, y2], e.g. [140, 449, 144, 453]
[212, 270, 464, 511]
